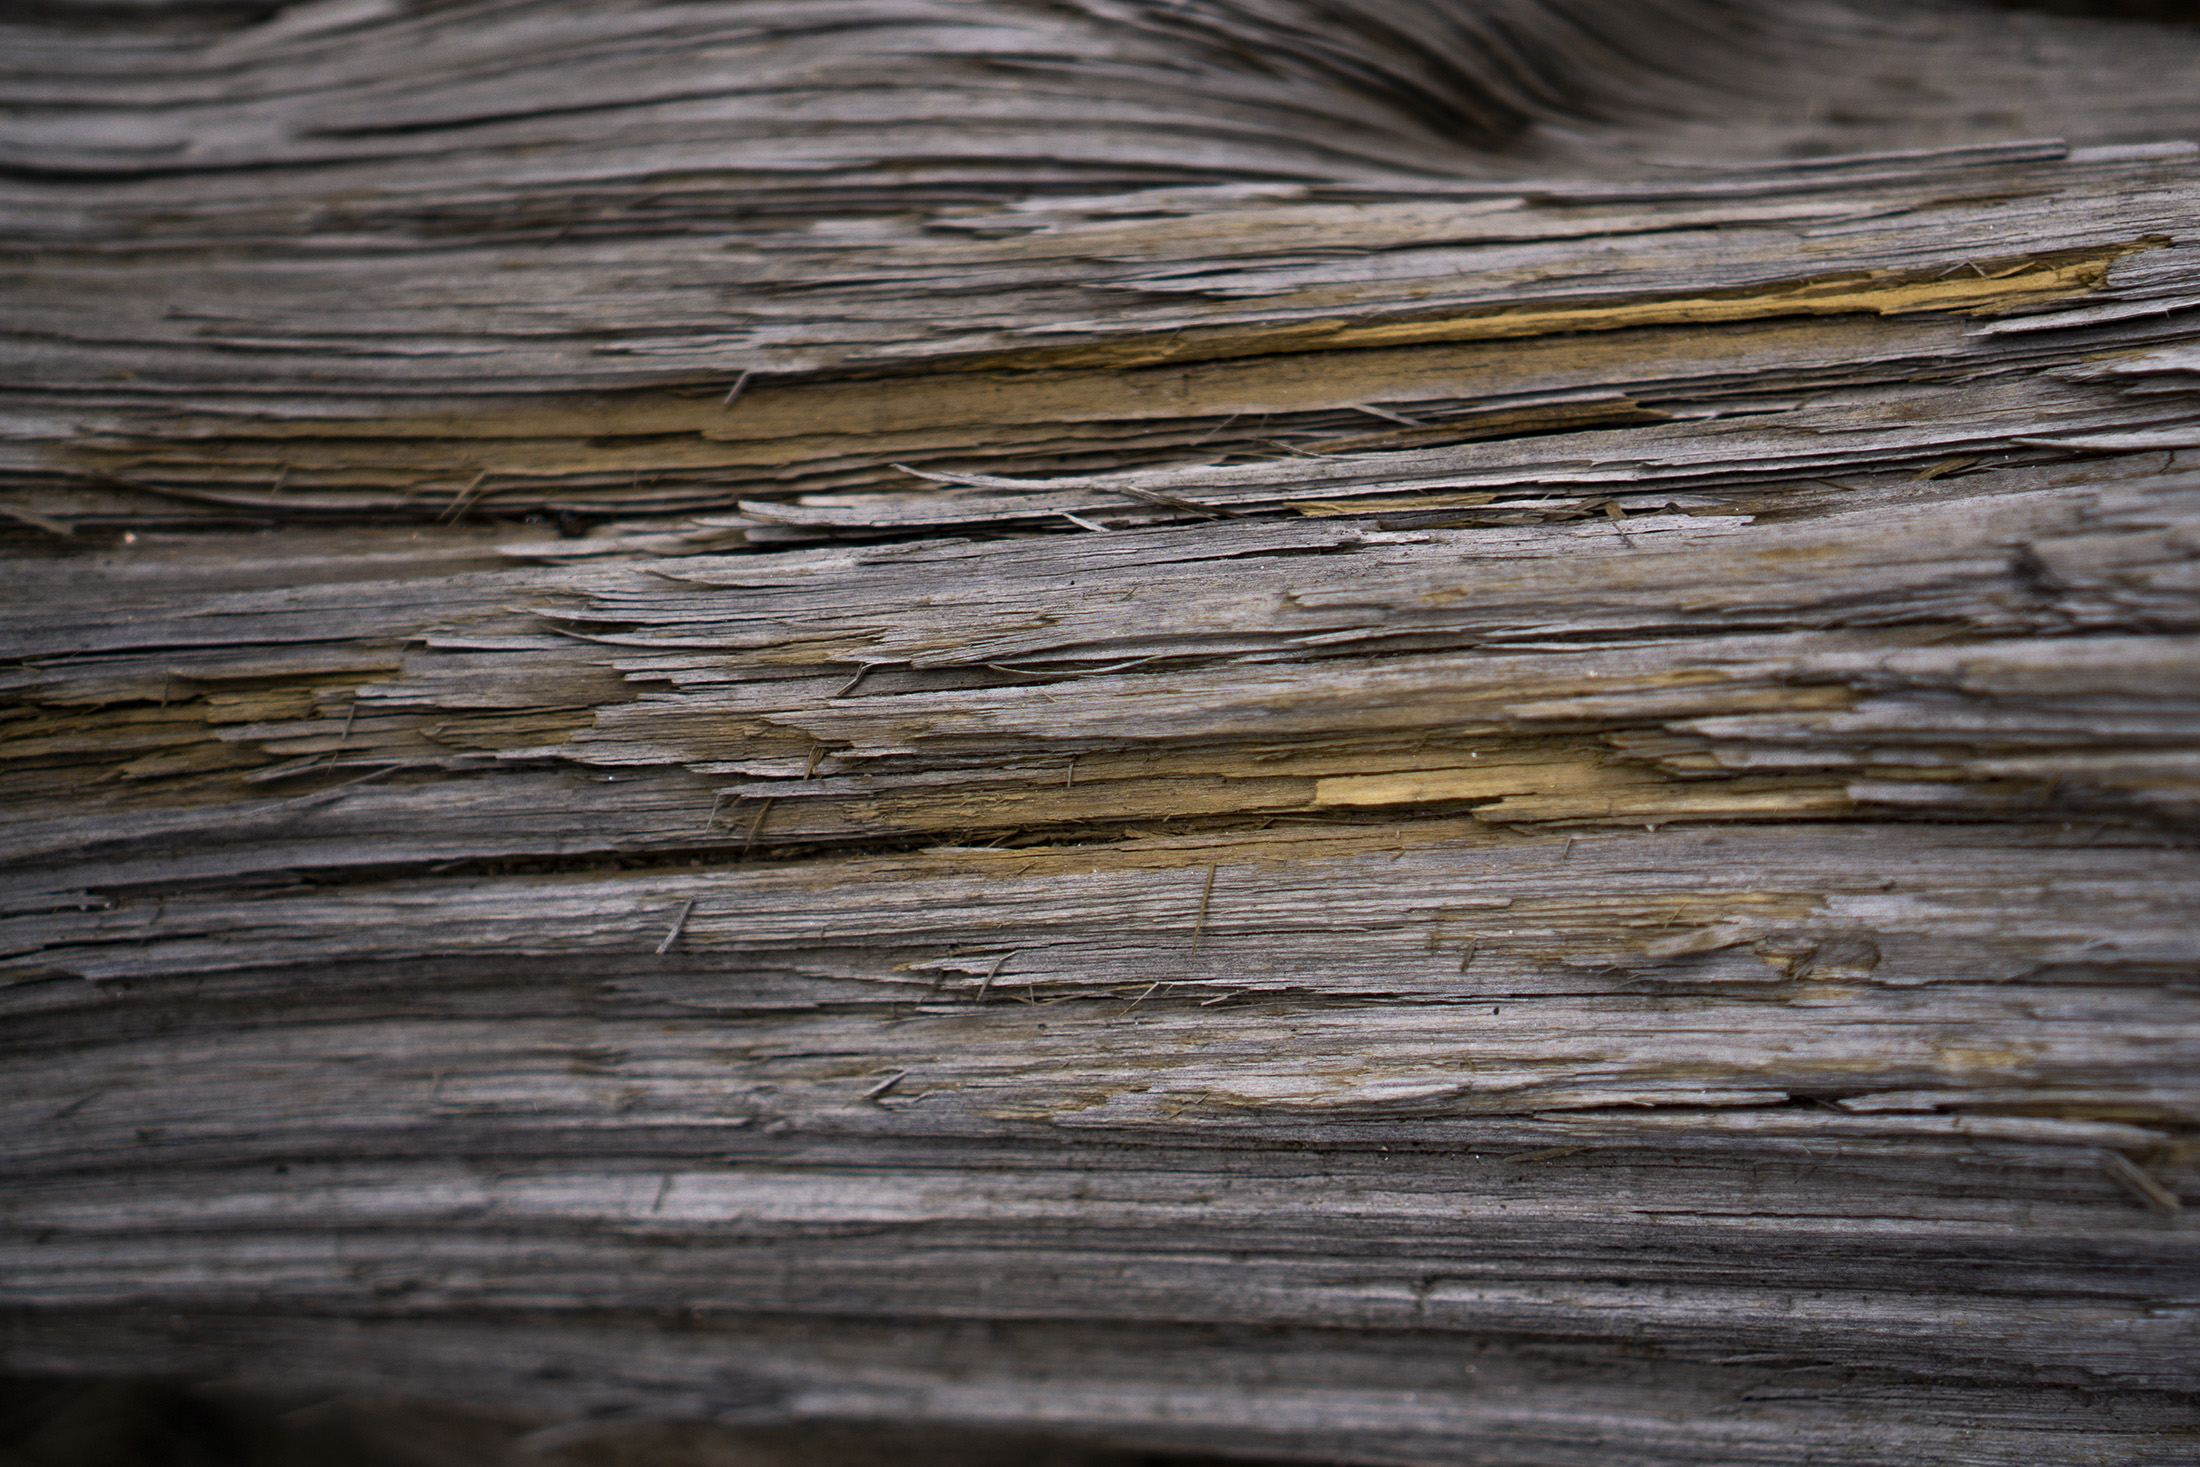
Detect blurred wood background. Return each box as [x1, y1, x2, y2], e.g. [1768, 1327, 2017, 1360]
[5, 2, 2199, 1462]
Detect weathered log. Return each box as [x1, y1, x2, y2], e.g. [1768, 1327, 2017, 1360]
[5, 2, 2200, 1463]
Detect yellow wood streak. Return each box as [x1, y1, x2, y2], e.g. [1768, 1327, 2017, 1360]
[958, 245, 2153, 373]
[1314, 759, 1852, 822]
[64, 245, 2148, 497]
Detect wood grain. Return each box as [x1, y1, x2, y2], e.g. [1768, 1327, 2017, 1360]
[5, 2, 2200, 1463]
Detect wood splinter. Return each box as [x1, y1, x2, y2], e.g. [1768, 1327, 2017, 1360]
[653, 899, 695, 955]
[975, 951, 1014, 1002]
[2100, 1149, 2184, 1217]
[1192, 863, 1218, 953]
[861, 1069, 909, 1102]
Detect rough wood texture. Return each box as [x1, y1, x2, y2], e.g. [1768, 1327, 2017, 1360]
[5, 2, 2200, 1463]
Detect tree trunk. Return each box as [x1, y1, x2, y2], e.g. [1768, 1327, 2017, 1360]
[5, 2, 2200, 1462]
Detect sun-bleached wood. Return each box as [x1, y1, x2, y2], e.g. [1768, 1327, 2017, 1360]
[5, 2, 2200, 1463]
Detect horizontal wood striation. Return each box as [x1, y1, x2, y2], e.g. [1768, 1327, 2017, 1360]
[6, 2, 2200, 1463]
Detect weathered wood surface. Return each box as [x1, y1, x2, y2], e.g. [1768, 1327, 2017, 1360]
[5, 2, 2200, 1463]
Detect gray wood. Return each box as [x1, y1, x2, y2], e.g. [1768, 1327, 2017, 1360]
[5, 2, 2200, 1463]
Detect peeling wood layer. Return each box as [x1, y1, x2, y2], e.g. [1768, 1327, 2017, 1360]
[6, 2, 2200, 1464]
